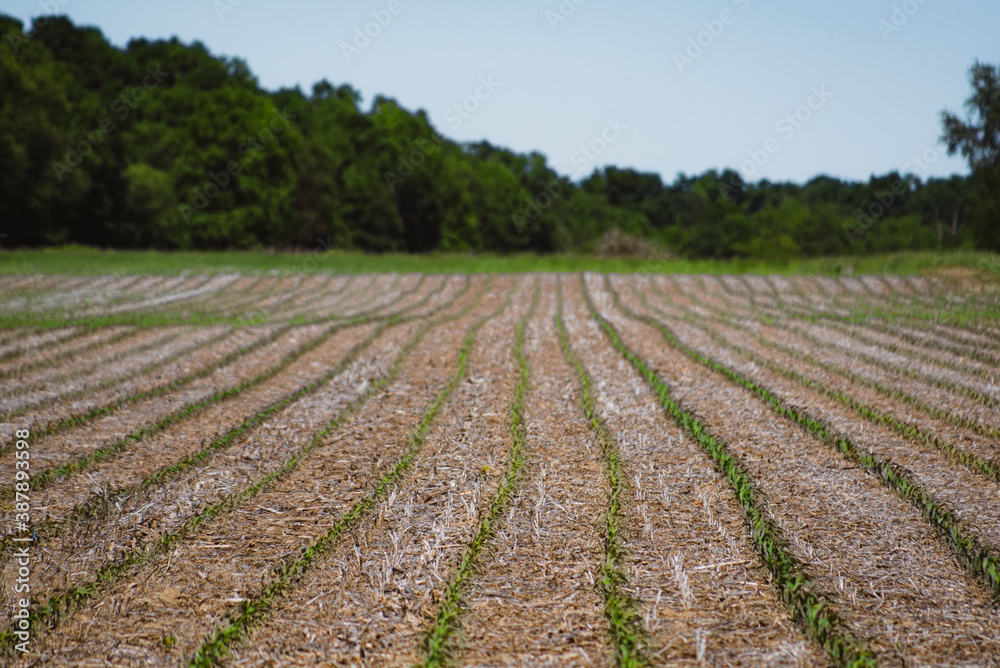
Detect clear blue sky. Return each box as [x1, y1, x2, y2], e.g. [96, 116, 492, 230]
[7, 0, 996, 184]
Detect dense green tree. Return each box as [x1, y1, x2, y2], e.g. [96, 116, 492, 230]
[0, 14, 991, 259]
[0, 17, 89, 245]
[942, 61, 1000, 250]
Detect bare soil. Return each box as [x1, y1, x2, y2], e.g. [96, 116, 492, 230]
[3, 272, 999, 668]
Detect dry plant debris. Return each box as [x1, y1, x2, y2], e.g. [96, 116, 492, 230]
[0, 271, 998, 667]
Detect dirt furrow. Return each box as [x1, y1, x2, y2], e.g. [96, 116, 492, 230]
[0, 326, 138, 379]
[95, 275, 224, 317]
[0, 275, 90, 301]
[0, 280, 471, 630]
[0, 323, 337, 541]
[316, 273, 417, 323]
[0, 327, 80, 363]
[11, 274, 449, 443]
[301, 274, 377, 318]
[322, 274, 402, 320]
[0, 324, 307, 487]
[914, 312, 1000, 352]
[560, 276, 823, 667]
[682, 274, 1000, 389]
[19, 274, 175, 315]
[197, 275, 297, 321]
[2, 325, 275, 441]
[705, 275, 1000, 404]
[97, 275, 165, 303]
[53, 275, 181, 314]
[807, 317, 1000, 387]
[277, 274, 362, 319]
[157, 275, 278, 321]
[176, 274, 301, 322]
[271, 274, 347, 318]
[79, 275, 176, 312]
[0, 325, 177, 396]
[1, 275, 97, 307]
[0, 317, 407, 631]
[623, 276, 1000, 574]
[242, 274, 335, 322]
[677, 289, 1000, 436]
[19, 277, 500, 666]
[779, 317, 1000, 405]
[438, 279, 606, 668]
[0, 319, 391, 532]
[205, 277, 527, 668]
[646, 275, 1000, 465]
[0, 274, 42, 295]
[4, 322, 416, 655]
[889, 318, 1000, 362]
[0, 326, 195, 411]
[0, 327, 231, 419]
[649, 284, 1000, 465]
[590, 275, 1000, 667]
[656, 281, 1000, 436]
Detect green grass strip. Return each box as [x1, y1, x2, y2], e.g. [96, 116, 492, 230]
[632, 281, 1000, 487]
[613, 279, 1000, 604]
[652, 278, 1000, 442]
[820, 317, 1000, 384]
[0, 323, 366, 550]
[0, 271, 409, 330]
[0, 278, 484, 657]
[774, 318, 1000, 412]
[1, 326, 186, 398]
[14, 326, 293, 447]
[788, 309, 1000, 387]
[0, 326, 140, 381]
[728, 277, 1000, 405]
[696, 313, 1000, 487]
[0, 328, 50, 362]
[0, 327, 213, 424]
[862, 319, 1000, 370]
[0, 279, 464, 552]
[0, 274, 447, 462]
[584, 279, 877, 667]
[187, 278, 512, 668]
[558, 278, 650, 668]
[419, 279, 541, 667]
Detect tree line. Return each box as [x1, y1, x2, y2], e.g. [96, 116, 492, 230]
[1, 15, 997, 257]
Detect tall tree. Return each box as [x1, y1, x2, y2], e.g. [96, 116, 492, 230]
[942, 61, 1000, 250]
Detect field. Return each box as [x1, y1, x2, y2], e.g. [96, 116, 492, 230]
[2, 246, 1000, 279]
[1, 271, 999, 667]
